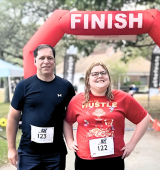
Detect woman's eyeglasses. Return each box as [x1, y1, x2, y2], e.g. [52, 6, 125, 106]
[90, 71, 107, 78]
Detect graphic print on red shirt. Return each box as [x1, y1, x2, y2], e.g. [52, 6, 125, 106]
[65, 90, 147, 160]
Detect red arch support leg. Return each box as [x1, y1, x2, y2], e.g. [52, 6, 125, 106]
[147, 9, 160, 47]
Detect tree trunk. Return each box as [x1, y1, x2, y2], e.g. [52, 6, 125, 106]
[4, 77, 10, 103]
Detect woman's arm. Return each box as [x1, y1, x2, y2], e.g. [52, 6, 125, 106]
[121, 113, 150, 159]
[63, 120, 78, 152]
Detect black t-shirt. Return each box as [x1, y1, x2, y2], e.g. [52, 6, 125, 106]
[11, 75, 75, 155]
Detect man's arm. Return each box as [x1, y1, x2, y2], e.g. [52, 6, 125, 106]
[7, 106, 21, 167]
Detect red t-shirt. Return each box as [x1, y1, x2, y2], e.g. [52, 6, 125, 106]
[65, 90, 147, 160]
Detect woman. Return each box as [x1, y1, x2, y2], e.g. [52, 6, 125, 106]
[64, 61, 150, 170]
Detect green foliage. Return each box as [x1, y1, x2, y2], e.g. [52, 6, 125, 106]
[66, 0, 109, 11]
[0, 88, 10, 116]
[0, 100, 21, 167]
[0, 89, 4, 104]
[124, 81, 131, 86]
[124, 81, 141, 86]
[0, 139, 8, 166]
[0, 100, 9, 166]
[64, 0, 160, 60]
[0, 0, 160, 66]
[118, 34, 155, 63]
[0, 129, 22, 167]
[0, 103, 10, 118]
[133, 81, 141, 86]
[0, 0, 66, 66]
[105, 59, 127, 87]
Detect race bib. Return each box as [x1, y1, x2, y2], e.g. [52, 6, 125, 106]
[31, 125, 54, 143]
[89, 137, 114, 157]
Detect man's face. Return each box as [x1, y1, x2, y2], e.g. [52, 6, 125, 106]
[34, 48, 55, 76]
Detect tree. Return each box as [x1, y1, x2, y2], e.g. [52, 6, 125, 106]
[0, 0, 66, 102]
[4, 78, 10, 103]
[1, 0, 160, 66]
[0, 0, 67, 103]
[0, 0, 67, 66]
[65, 0, 160, 60]
[106, 59, 127, 89]
[1, 0, 159, 102]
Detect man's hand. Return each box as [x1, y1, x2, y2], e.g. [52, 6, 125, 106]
[8, 148, 19, 167]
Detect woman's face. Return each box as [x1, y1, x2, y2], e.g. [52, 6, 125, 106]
[88, 65, 110, 95]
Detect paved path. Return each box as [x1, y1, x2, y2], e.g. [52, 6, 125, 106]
[1, 120, 160, 170]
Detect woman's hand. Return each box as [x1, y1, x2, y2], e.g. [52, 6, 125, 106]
[121, 114, 150, 159]
[63, 120, 78, 152]
[67, 140, 79, 152]
[121, 142, 136, 159]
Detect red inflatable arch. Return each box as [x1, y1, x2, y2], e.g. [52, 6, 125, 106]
[23, 9, 160, 78]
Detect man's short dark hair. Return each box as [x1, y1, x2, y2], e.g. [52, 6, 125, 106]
[33, 44, 55, 58]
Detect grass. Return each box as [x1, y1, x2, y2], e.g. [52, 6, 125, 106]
[0, 88, 4, 103]
[0, 103, 10, 118]
[0, 139, 8, 166]
[0, 129, 21, 167]
[0, 88, 21, 167]
[134, 94, 160, 120]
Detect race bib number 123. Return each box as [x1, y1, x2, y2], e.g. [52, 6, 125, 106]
[31, 125, 54, 143]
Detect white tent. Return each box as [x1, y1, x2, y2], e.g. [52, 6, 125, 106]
[0, 59, 24, 101]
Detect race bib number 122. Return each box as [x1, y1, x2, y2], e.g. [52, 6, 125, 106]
[89, 137, 114, 157]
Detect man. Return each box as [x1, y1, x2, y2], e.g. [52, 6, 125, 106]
[7, 44, 75, 170]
